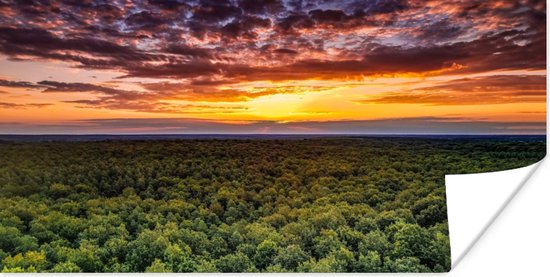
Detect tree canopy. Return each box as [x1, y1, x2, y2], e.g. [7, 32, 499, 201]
[0, 137, 545, 272]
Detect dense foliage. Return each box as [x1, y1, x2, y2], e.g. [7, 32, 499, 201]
[0, 137, 545, 272]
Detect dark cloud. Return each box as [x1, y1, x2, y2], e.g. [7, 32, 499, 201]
[414, 19, 466, 42]
[273, 48, 299, 55]
[220, 15, 271, 40]
[0, 79, 44, 89]
[238, 0, 284, 15]
[124, 11, 168, 30]
[92, 4, 124, 23]
[163, 44, 213, 58]
[147, 0, 188, 11]
[362, 44, 467, 73]
[37, 81, 125, 95]
[276, 13, 314, 31]
[0, 26, 156, 68]
[0, 0, 545, 86]
[122, 60, 223, 79]
[309, 9, 348, 23]
[367, 0, 408, 14]
[191, 0, 242, 24]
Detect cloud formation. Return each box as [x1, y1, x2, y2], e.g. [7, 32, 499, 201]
[0, 0, 545, 83]
[0, 79, 44, 89]
[365, 75, 547, 105]
[1, 78, 334, 113]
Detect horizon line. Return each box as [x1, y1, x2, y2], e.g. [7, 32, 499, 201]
[0, 133, 546, 136]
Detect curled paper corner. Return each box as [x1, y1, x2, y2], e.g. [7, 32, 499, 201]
[446, 159, 544, 269]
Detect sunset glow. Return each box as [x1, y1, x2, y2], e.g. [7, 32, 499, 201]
[0, 0, 546, 134]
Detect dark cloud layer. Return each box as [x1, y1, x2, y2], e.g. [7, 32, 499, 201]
[0, 78, 44, 89]
[0, 0, 545, 83]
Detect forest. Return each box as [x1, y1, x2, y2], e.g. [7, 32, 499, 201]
[0, 136, 545, 272]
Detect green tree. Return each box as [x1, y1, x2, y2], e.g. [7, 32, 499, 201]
[2, 251, 47, 272]
[392, 223, 432, 268]
[299, 255, 343, 272]
[68, 241, 102, 272]
[215, 252, 254, 272]
[388, 257, 431, 272]
[51, 261, 82, 272]
[274, 244, 308, 271]
[331, 246, 355, 272]
[2, 266, 31, 273]
[358, 230, 390, 259]
[16, 235, 39, 253]
[49, 183, 72, 199]
[357, 251, 382, 272]
[254, 239, 279, 270]
[195, 259, 218, 272]
[126, 229, 169, 272]
[0, 225, 22, 253]
[313, 229, 342, 258]
[145, 259, 172, 273]
[411, 196, 447, 227]
[164, 244, 195, 272]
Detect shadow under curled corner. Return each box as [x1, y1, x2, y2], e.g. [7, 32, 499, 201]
[445, 158, 545, 270]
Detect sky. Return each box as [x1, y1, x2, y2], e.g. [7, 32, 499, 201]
[0, 0, 546, 134]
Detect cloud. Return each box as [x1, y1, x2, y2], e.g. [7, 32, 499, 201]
[273, 48, 299, 55]
[163, 44, 213, 59]
[38, 81, 126, 95]
[238, 0, 284, 15]
[364, 75, 546, 105]
[5, 79, 327, 112]
[0, 79, 44, 89]
[413, 18, 466, 43]
[124, 11, 169, 31]
[365, 0, 409, 14]
[0, 117, 545, 135]
[64, 100, 249, 114]
[0, 26, 159, 71]
[0, 0, 544, 83]
[191, 0, 242, 24]
[118, 28, 545, 81]
[219, 15, 271, 40]
[0, 27, 140, 56]
[275, 13, 315, 31]
[147, 0, 189, 11]
[0, 102, 51, 109]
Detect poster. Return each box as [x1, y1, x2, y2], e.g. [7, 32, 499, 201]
[0, 0, 546, 273]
